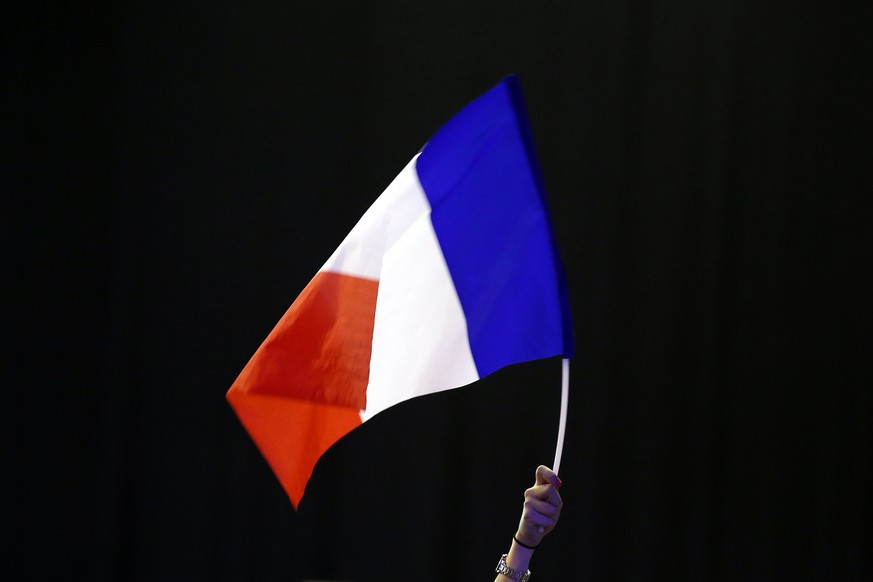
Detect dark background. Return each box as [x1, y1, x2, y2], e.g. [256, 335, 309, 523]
[6, 1, 871, 580]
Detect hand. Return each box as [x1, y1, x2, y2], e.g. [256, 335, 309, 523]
[514, 465, 563, 549]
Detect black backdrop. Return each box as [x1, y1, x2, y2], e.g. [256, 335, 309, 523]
[7, 1, 872, 580]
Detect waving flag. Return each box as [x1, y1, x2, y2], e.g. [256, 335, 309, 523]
[227, 76, 573, 508]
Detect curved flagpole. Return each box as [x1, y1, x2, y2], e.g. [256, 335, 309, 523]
[553, 358, 570, 474]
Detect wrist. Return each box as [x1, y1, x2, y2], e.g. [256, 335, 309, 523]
[505, 538, 534, 572]
[513, 529, 541, 550]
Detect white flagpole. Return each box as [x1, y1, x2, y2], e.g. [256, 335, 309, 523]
[552, 358, 570, 474]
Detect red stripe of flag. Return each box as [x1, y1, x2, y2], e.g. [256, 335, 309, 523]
[228, 271, 378, 506]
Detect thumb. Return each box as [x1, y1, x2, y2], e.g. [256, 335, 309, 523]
[535, 465, 562, 489]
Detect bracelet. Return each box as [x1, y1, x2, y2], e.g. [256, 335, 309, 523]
[495, 554, 531, 582]
[513, 535, 539, 550]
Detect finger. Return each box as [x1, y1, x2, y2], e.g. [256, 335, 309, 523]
[519, 507, 559, 538]
[524, 496, 561, 520]
[523, 509, 558, 530]
[526, 483, 563, 507]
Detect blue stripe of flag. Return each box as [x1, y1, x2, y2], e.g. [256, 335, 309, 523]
[415, 76, 573, 378]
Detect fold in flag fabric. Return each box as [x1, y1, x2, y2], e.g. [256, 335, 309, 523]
[227, 76, 573, 508]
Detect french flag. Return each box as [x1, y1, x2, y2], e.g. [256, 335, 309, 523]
[227, 76, 573, 508]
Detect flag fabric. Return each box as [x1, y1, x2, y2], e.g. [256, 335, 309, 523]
[227, 76, 573, 508]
